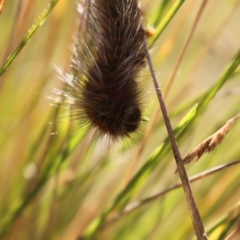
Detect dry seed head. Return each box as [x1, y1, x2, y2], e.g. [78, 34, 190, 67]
[183, 114, 240, 165]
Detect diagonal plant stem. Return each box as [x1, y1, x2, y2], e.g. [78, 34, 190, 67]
[105, 159, 240, 227]
[0, 0, 59, 77]
[144, 1, 210, 239]
[124, 0, 187, 186]
[149, 0, 186, 48]
[164, 0, 208, 98]
[144, 37, 208, 240]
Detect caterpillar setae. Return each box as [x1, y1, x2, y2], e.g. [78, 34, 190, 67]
[63, 0, 147, 141]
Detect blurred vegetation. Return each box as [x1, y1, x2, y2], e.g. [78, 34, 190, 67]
[0, 0, 240, 239]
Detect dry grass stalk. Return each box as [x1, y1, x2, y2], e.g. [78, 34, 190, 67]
[183, 113, 240, 165]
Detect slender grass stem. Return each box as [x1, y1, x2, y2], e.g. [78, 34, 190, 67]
[105, 159, 240, 227]
[0, 0, 59, 77]
[144, 36, 208, 240]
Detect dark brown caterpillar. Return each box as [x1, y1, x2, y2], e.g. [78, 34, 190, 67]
[68, 0, 146, 141]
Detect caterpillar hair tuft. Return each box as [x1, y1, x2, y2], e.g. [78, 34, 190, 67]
[62, 0, 147, 141]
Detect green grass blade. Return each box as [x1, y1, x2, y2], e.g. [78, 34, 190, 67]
[0, 0, 59, 77]
[207, 203, 240, 239]
[149, 0, 186, 48]
[0, 121, 87, 237]
[150, 0, 171, 27]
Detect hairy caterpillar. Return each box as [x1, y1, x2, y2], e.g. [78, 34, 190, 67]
[64, 0, 147, 141]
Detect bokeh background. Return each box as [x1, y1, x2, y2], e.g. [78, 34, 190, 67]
[0, 0, 240, 239]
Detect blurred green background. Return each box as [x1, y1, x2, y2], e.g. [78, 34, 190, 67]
[0, 0, 240, 239]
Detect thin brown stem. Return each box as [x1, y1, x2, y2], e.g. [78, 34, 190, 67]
[144, 16, 208, 240]
[106, 159, 240, 230]
[164, 0, 208, 98]
[143, 1, 209, 239]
